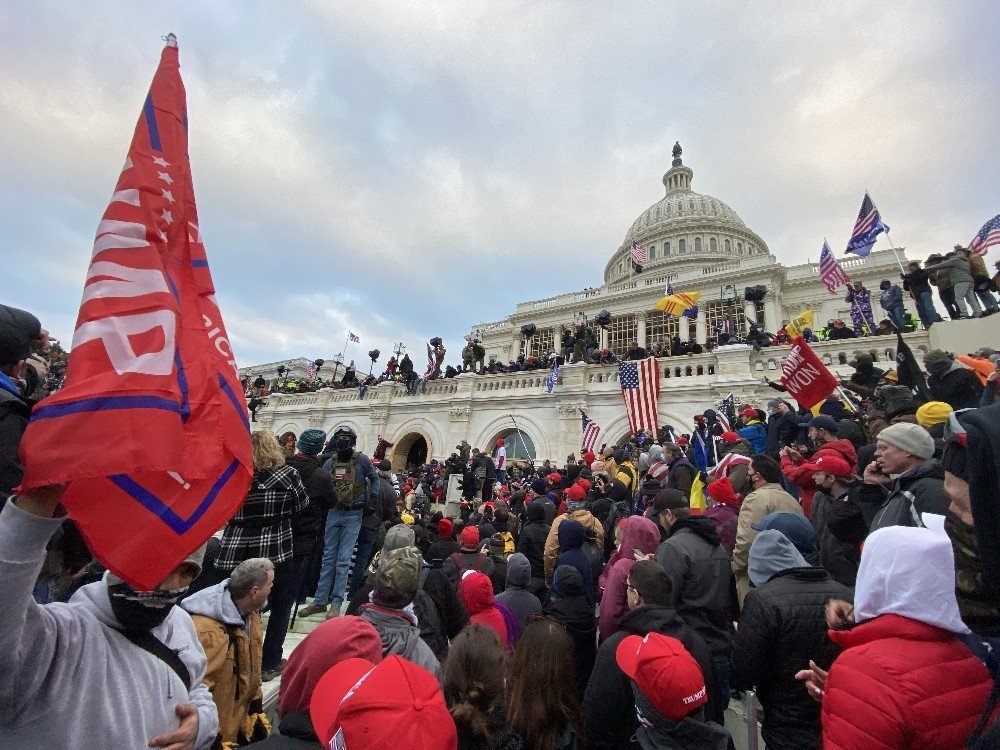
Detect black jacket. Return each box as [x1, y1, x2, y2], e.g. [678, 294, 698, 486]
[516, 503, 550, 582]
[284, 455, 334, 554]
[583, 605, 723, 750]
[766, 411, 800, 454]
[810, 490, 861, 587]
[902, 267, 932, 296]
[0, 387, 32, 499]
[363, 475, 398, 532]
[731, 567, 851, 750]
[545, 568, 597, 699]
[242, 710, 320, 748]
[928, 367, 985, 410]
[655, 517, 735, 659]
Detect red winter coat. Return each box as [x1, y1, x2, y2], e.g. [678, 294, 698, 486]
[782, 439, 858, 518]
[459, 571, 510, 647]
[822, 614, 994, 750]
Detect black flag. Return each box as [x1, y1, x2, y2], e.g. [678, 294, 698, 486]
[895, 333, 930, 402]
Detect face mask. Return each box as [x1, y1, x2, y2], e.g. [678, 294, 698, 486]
[108, 582, 188, 632]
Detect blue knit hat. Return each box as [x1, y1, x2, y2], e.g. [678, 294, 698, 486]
[297, 429, 326, 456]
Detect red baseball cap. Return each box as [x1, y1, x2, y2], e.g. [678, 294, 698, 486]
[547, 472, 563, 485]
[803, 454, 852, 478]
[739, 407, 757, 419]
[706, 476, 740, 507]
[310, 655, 457, 750]
[576, 478, 592, 492]
[720, 431, 741, 444]
[564, 483, 587, 502]
[616, 633, 708, 721]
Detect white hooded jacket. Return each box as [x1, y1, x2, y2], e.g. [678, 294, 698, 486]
[0, 500, 218, 748]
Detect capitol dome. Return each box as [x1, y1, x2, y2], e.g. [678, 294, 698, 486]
[604, 142, 770, 285]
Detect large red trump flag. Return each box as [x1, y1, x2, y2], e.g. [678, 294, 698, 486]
[18, 35, 252, 590]
[779, 337, 839, 410]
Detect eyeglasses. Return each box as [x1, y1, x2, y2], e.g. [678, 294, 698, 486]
[626, 582, 637, 592]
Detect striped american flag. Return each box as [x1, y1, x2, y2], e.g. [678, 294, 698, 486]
[710, 450, 752, 480]
[619, 357, 660, 434]
[845, 192, 889, 257]
[969, 214, 1000, 257]
[348, 331, 360, 343]
[631, 240, 648, 264]
[580, 409, 601, 452]
[819, 240, 850, 292]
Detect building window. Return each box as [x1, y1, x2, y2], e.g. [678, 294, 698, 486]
[608, 314, 638, 358]
[724, 239, 731, 253]
[694, 237, 702, 252]
[664, 241, 671, 256]
[646, 310, 679, 351]
[526, 327, 555, 360]
[677, 202, 683, 215]
[689, 200, 695, 211]
[737, 242, 743, 254]
[665, 202, 672, 215]
[649, 245, 656, 259]
[679, 239, 686, 254]
[495, 430, 536, 461]
[709, 237, 717, 251]
[701, 200, 707, 211]
[654, 206, 660, 218]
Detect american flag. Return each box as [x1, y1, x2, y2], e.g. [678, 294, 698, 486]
[305, 361, 316, 380]
[819, 240, 850, 292]
[546, 357, 559, 394]
[845, 192, 889, 257]
[717, 393, 735, 430]
[348, 331, 360, 343]
[631, 240, 648, 264]
[618, 357, 660, 433]
[969, 214, 1000, 257]
[580, 409, 601, 452]
[710, 450, 752, 480]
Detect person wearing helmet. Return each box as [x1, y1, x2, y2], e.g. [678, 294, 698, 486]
[299, 426, 379, 619]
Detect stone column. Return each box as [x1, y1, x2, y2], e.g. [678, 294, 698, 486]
[600, 327, 609, 350]
[553, 328, 563, 357]
[695, 315, 707, 345]
[743, 300, 758, 331]
[679, 315, 690, 342]
[637, 316, 647, 349]
[763, 297, 781, 332]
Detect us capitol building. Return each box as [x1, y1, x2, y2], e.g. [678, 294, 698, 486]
[250, 144, 929, 469]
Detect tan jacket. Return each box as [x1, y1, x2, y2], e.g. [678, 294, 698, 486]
[731, 482, 803, 605]
[543, 509, 605, 582]
[187, 603, 263, 748]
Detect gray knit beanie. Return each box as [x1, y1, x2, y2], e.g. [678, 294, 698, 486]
[876, 423, 935, 460]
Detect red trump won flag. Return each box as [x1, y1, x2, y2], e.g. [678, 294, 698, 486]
[18, 35, 252, 590]
[779, 337, 839, 409]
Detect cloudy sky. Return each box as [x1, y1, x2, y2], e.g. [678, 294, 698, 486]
[2, 1, 997, 369]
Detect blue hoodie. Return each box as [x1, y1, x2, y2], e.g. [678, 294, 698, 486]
[556, 519, 594, 606]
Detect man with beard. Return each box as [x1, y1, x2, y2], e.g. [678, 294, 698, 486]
[0, 484, 218, 749]
[299, 426, 379, 619]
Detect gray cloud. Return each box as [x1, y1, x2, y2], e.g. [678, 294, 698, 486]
[1, 0, 997, 368]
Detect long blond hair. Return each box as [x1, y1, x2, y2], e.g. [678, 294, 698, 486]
[251, 430, 286, 471]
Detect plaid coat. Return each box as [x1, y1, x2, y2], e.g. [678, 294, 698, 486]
[216, 464, 309, 572]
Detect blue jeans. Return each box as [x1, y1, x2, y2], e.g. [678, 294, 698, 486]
[887, 303, 907, 331]
[348, 525, 379, 596]
[915, 290, 942, 328]
[714, 657, 732, 708]
[314, 508, 363, 608]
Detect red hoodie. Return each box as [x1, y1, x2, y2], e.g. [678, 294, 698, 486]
[781, 438, 858, 518]
[459, 572, 510, 647]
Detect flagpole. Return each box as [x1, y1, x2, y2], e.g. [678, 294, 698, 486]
[509, 415, 532, 466]
[882, 231, 907, 275]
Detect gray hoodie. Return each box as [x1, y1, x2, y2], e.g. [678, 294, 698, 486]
[748, 530, 809, 587]
[495, 552, 542, 629]
[360, 605, 440, 675]
[181, 579, 246, 630]
[0, 500, 218, 749]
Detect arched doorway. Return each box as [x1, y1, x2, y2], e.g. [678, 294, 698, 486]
[390, 432, 430, 470]
[488, 430, 537, 463]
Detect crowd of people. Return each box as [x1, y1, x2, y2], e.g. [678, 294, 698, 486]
[3, 297, 1000, 749]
